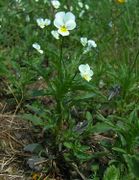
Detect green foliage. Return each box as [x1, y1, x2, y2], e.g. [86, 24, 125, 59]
[103, 165, 120, 180]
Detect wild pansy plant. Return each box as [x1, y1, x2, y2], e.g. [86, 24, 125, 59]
[27, 10, 96, 163]
[2, 0, 139, 178]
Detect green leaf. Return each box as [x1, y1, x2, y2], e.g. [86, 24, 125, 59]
[22, 114, 44, 126]
[24, 143, 43, 153]
[86, 111, 93, 122]
[93, 123, 112, 133]
[64, 142, 73, 149]
[74, 93, 96, 101]
[112, 147, 127, 154]
[124, 154, 139, 178]
[103, 165, 120, 180]
[30, 89, 47, 97]
[74, 151, 92, 161]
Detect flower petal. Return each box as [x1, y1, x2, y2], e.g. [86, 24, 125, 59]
[64, 12, 75, 22]
[55, 11, 65, 19]
[82, 74, 92, 82]
[79, 64, 90, 73]
[54, 12, 65, 28]
[51, 0, 60, 9]
[80, 37, 88, 46]
[44, 19, 51, 26]
[65, 20, 76, 30]
[88, 70, 94, 76]
[38, 49, 44, 54]
[83, 64, 90, 72]
[79, 64, 85, 73]
[88, 40, 97, 48]
[54, 19, 64, 28]
[58, 28, 69, 36]
[32, 43, 40, 50]
[51, 30, 59, 39]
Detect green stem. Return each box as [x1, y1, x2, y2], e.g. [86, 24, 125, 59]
[130, 49, 139, 75]
[54, 37, 65, 143]
[60, 37, 66, 77]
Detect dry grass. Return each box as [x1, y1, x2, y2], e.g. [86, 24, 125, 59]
[0, 102, 34, 180]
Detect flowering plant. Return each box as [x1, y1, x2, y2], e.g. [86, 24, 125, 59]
[1, 0, 138, 179]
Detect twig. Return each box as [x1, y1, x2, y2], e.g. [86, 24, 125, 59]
[34, 159, 49, 166]
[4, 132, 24, 146]
[0, 114, 17, 118]
[0, 174, 24, 178]
[72, 163, 87, 180]
[0, 155, 16, 171]
[10, 87, 24, 127]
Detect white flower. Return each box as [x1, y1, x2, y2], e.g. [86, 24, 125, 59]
[88, 40, 97, 48]
[54, 11, 76, 36]
[80, 37, 97, 53]
[32, 43, 43, 54]
[36, 18, 51, 28]
[51, 30, 59, 39]
[51, 0, 60, 9]
[79, 64, 93, 82]
[80, 37, 88, 46]
[108, 21, 113, 28]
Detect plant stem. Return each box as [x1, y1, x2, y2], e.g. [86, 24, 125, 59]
[130, 49, 139, 75]
[55, 37, 65, 143]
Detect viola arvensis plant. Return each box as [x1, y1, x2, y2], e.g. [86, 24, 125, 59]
[79, 64, 93, 82]
[36, 18, 51, 28]
[54, 12, 76, 36]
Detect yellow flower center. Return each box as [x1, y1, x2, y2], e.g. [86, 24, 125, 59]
[116, 0, 126, 3]
[60, 25, 68, 32]
[82, 74, 91, 82]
